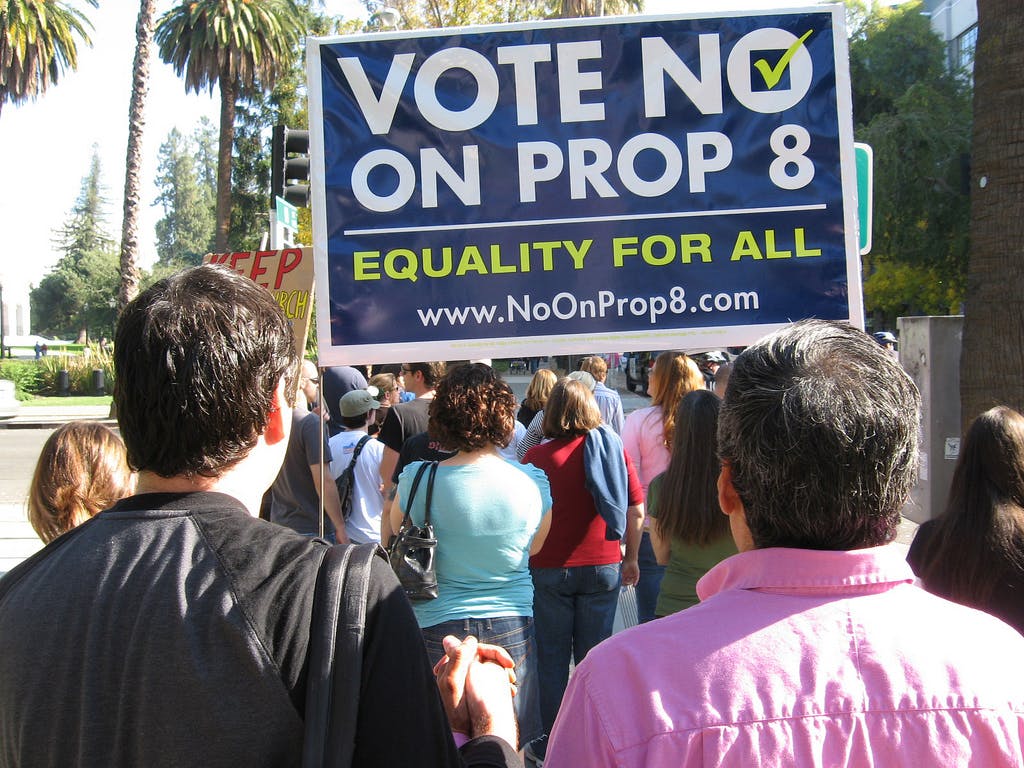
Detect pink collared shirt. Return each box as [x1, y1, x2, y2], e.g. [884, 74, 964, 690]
[547, 545, 1024, 767]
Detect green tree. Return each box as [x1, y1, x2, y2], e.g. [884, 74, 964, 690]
[31, 148, 119, 342]
[0, 0, 97, 118]
[960, 0, 1024, 425]
[118, 0, 158, 315]
[849, 1, 972, 328]
[153, 127, 216, 266]
[155, 0, 304, 251]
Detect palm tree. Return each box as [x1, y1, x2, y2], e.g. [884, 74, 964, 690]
[0, 0, 98, 118]
[155, 0, 303, 252]
[118, 0, 157, 315]
[961, 0, 1024, 425]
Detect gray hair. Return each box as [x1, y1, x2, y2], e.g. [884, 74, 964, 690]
[718, 320, 920, 550]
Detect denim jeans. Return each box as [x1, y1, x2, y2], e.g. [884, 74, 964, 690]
[530, 563, 621, 736]
[636, 531, 665, 624]
[420, 616, 541, 748]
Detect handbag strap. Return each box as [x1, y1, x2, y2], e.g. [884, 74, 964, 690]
[302, 542, 382, 768]
[346, 435, 372, 472]
[421, 461, 438, 525]
[396, 460, 432, 531]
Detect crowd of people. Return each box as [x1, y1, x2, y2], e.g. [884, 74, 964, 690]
[2, 263, 1023, 766]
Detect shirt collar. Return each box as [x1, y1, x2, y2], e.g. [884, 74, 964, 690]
[697, 544, 915, 601]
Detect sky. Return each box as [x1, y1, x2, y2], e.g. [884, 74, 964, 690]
[0, 0, 797, 329]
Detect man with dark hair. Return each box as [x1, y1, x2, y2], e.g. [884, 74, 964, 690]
[378, 361, 446, 496]
[328, 389, 385, 545]
[546, 320, 1024, 767]
[0, 266, 520, 767]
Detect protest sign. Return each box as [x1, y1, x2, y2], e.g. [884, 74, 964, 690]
[307, 6, 859, 365]
[205, 248, 314, 357]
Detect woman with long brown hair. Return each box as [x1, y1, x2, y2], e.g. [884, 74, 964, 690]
[621, 350, 705, 623]
[648, 390, 736, 617]
[908, 406, 1024, 633]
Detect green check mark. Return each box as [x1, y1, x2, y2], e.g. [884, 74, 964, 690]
[754, 30, 813, 90]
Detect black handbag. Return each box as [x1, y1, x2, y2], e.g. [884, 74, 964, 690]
[302, 542, 383, 768]
[388, 461, 439, 602]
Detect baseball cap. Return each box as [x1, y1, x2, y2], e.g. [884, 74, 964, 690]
[339, 389, 381, 418]
[567, 370, 596, 391]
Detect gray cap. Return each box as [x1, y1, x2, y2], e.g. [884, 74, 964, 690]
[567, 370, 596, 391]
[339, 389, 381, 418]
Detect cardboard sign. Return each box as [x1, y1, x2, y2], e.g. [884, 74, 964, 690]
[204, 248, 314, 357]
[308, 7, 860, 364]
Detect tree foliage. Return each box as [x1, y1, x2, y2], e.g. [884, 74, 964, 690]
[153, 125, 217, 267]
[849, 1, 972, 328]
[31, 148, 119, 342]
[155, 0, 304, 251]
[0, 0, 97, 117]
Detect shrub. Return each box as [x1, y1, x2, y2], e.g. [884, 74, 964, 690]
[0, 361, 45, 400]
[37, 351, 115, 396]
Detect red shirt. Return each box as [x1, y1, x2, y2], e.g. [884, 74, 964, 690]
[525, 435, 643, 568]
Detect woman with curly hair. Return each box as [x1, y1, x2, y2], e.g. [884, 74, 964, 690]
[648, 390, 736, 617]
[908, 406, 1024, 634]
[390, 363, 552, 748]
[621, 351, 705, 623]
[28, 421, 135, 544]
[518, 368, 557, 428]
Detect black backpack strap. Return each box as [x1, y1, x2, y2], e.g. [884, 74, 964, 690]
[302, 542, 384, 768]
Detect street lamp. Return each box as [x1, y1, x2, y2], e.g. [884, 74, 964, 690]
[369, 6, 401, 30]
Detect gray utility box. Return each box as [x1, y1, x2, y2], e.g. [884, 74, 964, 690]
[898, 315, 963, 524]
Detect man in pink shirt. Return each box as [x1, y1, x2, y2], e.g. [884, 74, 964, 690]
[546, 320, 1024, 767]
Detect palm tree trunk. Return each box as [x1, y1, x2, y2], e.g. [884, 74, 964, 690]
[960, 0, 1024, 427]
[118, 0, 157, 315]
[215, 75, 237, 252]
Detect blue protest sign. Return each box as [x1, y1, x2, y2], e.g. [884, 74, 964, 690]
[308, 7, 860, 365]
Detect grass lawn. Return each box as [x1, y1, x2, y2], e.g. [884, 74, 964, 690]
[21, 395, 113, 408]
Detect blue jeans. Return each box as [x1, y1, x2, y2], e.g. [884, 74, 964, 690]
[636, 531, 665, 624]
[421, 616, 541, 748]
[531, 563, 621, 736]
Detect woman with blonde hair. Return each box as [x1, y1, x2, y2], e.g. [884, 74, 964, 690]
[908, 406, 1024, 633]
[28, 422, 134, 544]
[621, 350, 705, 622]
[518, 368, 557, 428]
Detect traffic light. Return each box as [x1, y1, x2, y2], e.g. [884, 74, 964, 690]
[271, 125, 311, 208]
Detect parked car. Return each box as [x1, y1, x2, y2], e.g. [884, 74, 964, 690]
[0, 380, 21, 420]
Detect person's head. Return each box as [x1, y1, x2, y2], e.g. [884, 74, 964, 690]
[429, 363, 516, 451]
[653, 390, 725, 546]
[649, 351, 705, 447]
[28, 422, 135, 544]
[299, 359, 320, 405]
[718, 320, 920, 551]
[523, 368, 557, 411]
[338, 388, 381, 430]
[542, 378, 602, 439]
[579, 355, 608, 382]
[402, 361, 446, 397]
[369, 372, 399, 407]
[114, 264, 298, 479]
[713, 362, 732, 399]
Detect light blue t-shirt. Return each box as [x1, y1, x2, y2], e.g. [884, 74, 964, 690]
[397, 459, 551, 628]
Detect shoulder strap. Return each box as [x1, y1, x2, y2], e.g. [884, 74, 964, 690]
[396, 461, 431, 531]
[302, 542, 383, 768]
[421, 461, 438, 525]
[345, 434, 373, 473]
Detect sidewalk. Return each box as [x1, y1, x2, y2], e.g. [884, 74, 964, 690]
[1, 405, 115, 430]
[0, 503, 43, 576]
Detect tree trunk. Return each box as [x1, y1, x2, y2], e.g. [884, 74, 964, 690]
[118, 0, 157, 315]
[215, 76, 237, 252]
[960, 0, 1024, 428]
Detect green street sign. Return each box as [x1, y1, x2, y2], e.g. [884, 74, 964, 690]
[276, 196, 299, 232]
[854, 142, 873, 255]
